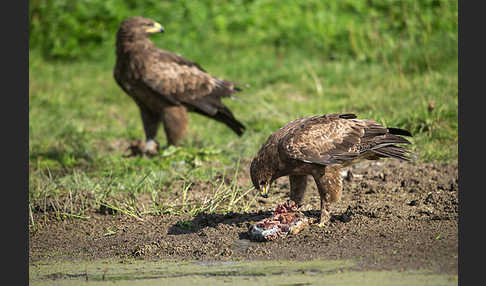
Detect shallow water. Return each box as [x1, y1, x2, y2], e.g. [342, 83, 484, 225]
[29, 258, 457, 286]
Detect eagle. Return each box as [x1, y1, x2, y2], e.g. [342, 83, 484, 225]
[250, 113, 413, 225]
[114, 16, 245, 155]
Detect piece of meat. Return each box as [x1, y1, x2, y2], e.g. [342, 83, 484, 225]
[249, 200, 310, 241]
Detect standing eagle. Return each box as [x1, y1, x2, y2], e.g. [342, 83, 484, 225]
[114, 16, 245, 155]
[250, 113, 413, 225]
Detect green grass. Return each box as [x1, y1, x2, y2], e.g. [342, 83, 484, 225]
[29, 30, 457, 227]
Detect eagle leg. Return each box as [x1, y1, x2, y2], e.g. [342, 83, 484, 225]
[137, 107, 160, 155]
[289, 175, 308, 207]
[312, 165, 343, 226]
[161, 105, 188, 146]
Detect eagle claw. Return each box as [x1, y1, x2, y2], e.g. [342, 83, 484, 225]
[127, 139, 159, 157]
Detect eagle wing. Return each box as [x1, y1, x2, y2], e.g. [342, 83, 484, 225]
[155, 49, 207, 72]
[141, 49, 238, 117]
[278, 113, 364, 165]
[278, 113, 413, 165]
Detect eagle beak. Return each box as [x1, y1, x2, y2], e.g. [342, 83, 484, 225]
[146, 22, 164, 34]
[259, 182, 270, 198]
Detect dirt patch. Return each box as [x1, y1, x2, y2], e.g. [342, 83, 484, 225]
[29, 160, 458, 274]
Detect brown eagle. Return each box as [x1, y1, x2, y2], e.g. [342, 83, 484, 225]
[114, 16, 245, 155]
[250, 113, 413, 225]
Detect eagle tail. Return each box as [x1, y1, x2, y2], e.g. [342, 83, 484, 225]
[371, 145, 415, 161]
[213, 108, 246, 136]
[387, 127, 413, 137]
[188, 94, 245, 136]
[364, 125, 415, 161]
[368, 126, 414, 161]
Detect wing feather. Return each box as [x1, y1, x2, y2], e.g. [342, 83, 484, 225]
[278, 113, 413, 166]
[141, 59, 239, 115]
[278, 114, 363, 165]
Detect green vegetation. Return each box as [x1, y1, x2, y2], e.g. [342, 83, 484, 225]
[29, 1, 457, 227]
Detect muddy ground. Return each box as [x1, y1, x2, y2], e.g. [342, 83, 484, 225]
[29, 159, 458, 275]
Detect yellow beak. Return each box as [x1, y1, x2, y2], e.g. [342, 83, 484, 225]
[259, 182, 270, 198]
[146, 22, 164, 34]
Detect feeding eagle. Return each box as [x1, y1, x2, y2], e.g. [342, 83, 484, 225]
[250, 113, 413, 225]
[114, 16, 245, 155]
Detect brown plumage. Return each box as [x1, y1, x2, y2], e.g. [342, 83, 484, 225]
[250, 113, 413, 225]
[114, 16, 245, 154]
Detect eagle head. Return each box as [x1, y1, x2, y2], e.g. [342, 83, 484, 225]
[250, 156, 274, 198]
[117, 16, 165, 40]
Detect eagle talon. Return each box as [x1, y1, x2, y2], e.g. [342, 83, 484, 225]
[142, 140, 159, 155]
[127, 139, 159, 157]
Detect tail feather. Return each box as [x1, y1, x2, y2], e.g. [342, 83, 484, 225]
[188, 92, 245, 136]
[387, 127, 413, 137]
[213, 108, 246, 136]
[371, 145, 414, 161]
[376, 134, 411, 145]
[366, 126, 414, 161]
